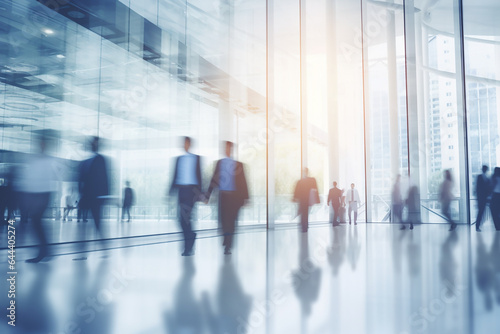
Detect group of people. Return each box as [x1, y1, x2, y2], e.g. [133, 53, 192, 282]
[8, 133, 500, 263]
[292, 172, 363, 232]
[169, 137, 249, 256]
[474, 165, 500, 232]
[391, 175, 420, 230]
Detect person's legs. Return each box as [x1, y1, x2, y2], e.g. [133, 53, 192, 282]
[333, 206, 339, 225]
[27, 193, 50, 262]
[354, 208, 358, 225]
[476, 199, 486, 230]
[90, 199, 104, 236]
[178, 187, 196, 255]
[442, 203, 456, 231]
[126, 206, 131, 221]
[299, 202, 309, 232]
[348, 204, 353, 224]
[219, 192, 235, 253]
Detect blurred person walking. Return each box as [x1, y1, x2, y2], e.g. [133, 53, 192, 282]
[78, 137, 109, 237]
[21, 136, 58, 263]
[402, 184, 420, 230]
[344, 183, 361, 225]
[170, 137, 203, 256]
[327, 181, 343, 226]
[293, 168, 320, 233]
[439, 169, 456, 231]
[474, 165, 492, 232]
[205, 141, 249, 255]
[122, 181, 134, 222]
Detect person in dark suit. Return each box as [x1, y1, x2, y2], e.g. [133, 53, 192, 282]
[78, 137, 109, 237]
[121, 181, 134, 222]
[490, 167, 500, 231]
[205, 141, 249, 255]
[170, 137, 203, 256]
[474, 165, 491, 232]
[327, 181, 343, 226]
[293, 168, 320, 233]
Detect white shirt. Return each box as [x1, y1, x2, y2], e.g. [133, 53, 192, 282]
[345, 188, 360, 203]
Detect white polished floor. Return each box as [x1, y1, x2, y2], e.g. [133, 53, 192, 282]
[1, 222, 499, 334]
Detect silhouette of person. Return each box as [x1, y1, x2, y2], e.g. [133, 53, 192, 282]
[439, 169, 456, 231]
[20, 136, 57, 263]
[475, 165, 492, 232]
[62, 188, 76, 221]
[78, 137, 109, 238]
[327, 181, 343, 226]
[392, 175, 404, 226]
[164, 257, 204, 332]
[170, 136, 203, 256]
[344, 183, 360, 225]
[76, 194, 88, 222]
[293, 168, 320, 233]
[490, 167, 500, 231]
[205, 141, 249, 255]
[121, 181, 134, 222]
[402, 184, 419, 230]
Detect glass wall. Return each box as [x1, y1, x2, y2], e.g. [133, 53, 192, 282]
[1, 0, 499, 240]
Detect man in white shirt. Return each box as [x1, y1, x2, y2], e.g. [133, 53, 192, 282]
[170, 137, 203, 256]
[21, 136, 58, 263]
[344, 183, 360, 225]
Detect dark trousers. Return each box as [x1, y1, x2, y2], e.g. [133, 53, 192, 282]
[332, 206, 340, 225]
[392, 204, 403, 223]
[77, 204, 88, 221]
[26, 192, 50, 258]
[178, 186, 197, 253]
[475, 199, 488, 228]
[219, 191, 240, 250]
[89, 198, 104, 236]
[491, 193, 500, 231]
[122, 205, 131, 221]
[298, 202, 309, 232]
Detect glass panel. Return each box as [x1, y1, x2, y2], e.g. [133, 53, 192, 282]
[464, 0, 500, 230]
[363, 0, 408, 223]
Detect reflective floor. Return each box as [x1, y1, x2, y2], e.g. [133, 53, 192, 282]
[1, 222, 499, 334]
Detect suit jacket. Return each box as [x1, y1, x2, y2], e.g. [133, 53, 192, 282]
[169, 154, 203, 198]
[476, 174, 491, 201]
[327, 187, 342, 208]
[79, 154, 109, 201]
[123, 187, 134, 207]
[293, 177, 319, 207]
[206, 159, 249, 208]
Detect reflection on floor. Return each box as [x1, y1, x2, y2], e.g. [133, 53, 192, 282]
[0, 223, 499, 334]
